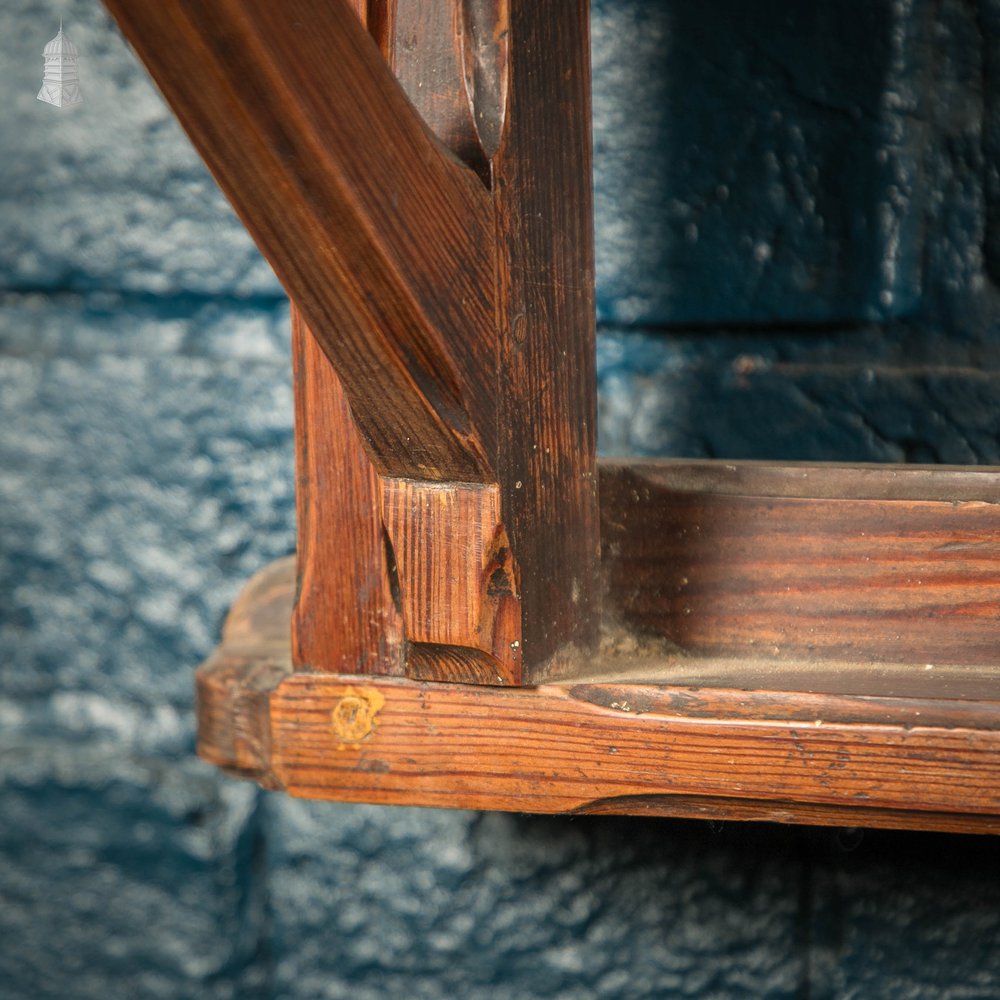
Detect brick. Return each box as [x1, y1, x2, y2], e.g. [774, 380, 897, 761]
[0, 296, 295, 713]
[0, 1, 280, 297]
[596, 325, 1000, 464]
[0, 736, 266, 999]
[806, 830, 1000, 1000]
[268, 800, 804, 1000]
[591, 0, 927, 325]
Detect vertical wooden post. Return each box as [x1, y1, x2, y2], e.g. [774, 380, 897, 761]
[291, 307, 406, 677]
[290, 2, 405, 677]
[293, 0, 598, 680]
[493, 2, 600, 672]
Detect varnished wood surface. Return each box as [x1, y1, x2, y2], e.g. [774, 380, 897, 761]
[380, 477, 521, 681]
[343, 0, 526, 683]
[287, 1, 407, 677]
[110, 0, 1000, 824]
[108, 0, 998, 707]
[492, 0, 601, 669]
[613, 458, 1000, 501]
[270, 674, 1000, 825]
[104, 0, 497, 483]
[197, 556, 1000, 833]
[107, 0, 601, 683]
[378, 0, 507, 185]
[366, 0, 600, 676]
[601, 461, 1000, 668]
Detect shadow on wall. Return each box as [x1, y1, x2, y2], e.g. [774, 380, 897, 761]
[592, 0, 925, 328]
[267, 800, 1000, 999]
[593, 0, 1000, 465]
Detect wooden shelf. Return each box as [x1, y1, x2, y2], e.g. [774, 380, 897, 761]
[198, 552, 1000, 835]
[105, 0, 1000, 832]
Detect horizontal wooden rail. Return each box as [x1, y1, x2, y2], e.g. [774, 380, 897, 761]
[106, 0, 1000, 828]
[198, 458, 1000, 831]
[197, 555, 1000, 834]
[600, 460, 1000, 670]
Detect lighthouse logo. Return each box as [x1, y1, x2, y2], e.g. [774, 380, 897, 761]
[37, 21, 83, 108]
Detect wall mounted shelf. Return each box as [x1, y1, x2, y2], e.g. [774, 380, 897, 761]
[103, 0, 1000, 833]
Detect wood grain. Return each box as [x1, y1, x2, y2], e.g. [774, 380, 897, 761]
[196, 556, 292, 783]
[380, 477, 521, 681]
[104, 0, 602, 681]
[601, 460, 1000, 666]
[122, 0, 1000, 824]
[196, 556, 1000, 833]
[493, 0, 601, 671]
[369, 0, 600, 675]
[108, 0, 994, 698]
[270, 674, 1000, 821]
[104, 0, 497, 482]
[377, 0, 507, 184]
[296, 0, 596, 680]
[288, 1, 406, 676]
[286, 0, 525, 683]
[291, 306, 405, 675]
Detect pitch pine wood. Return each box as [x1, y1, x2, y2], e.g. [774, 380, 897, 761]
[291, 305, 405, 676]
[105, 0, 1000, 826]
[315, 0, 519, 682]
[287, 1, 407, 677]
[311, 0, 598, 678]
[365, 0, 600, 675]
[106, 0, 600, 682]
[376, 0, 506, 184]
[380, 477, 521, 681]
[104, 0, 497, 483]
[601, 461, 1000, 666]
[492, 0, 601, 667]
[197, 556, 1000, 834]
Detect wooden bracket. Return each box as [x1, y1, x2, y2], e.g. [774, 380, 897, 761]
[106, 0, 598, 684]
[104, 0, 1000, 829]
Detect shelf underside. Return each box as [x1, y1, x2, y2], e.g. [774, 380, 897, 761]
[199, 470, 1000, 836]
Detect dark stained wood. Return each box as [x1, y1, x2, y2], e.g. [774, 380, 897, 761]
[567, 797, 1000, 835]
[569, 656, 1000, 703]
[377, 0, 507, 184]
[270, 674, 1000, 821]
[328, 0, 526, 680]
[615, 458, 1000, 501]
[601, 460, 1000, 667]
[369, 0, 600, 674]
[568, 682, 1000, 730]
[288, 1, 407, 676]
[109, 0, 1000, 829]
[196, 557, 1000, 834]
[492, 0, 600, 670]
[106, 0, 601, 682]
[380, 477, 521, 681]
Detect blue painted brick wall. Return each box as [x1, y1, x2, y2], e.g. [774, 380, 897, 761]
[2, 1, 999, 997]
[592, 0, 927, 326]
